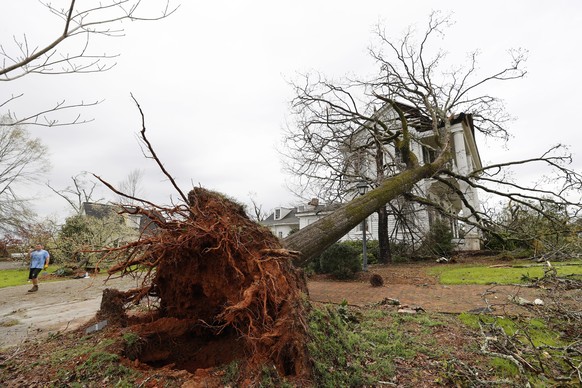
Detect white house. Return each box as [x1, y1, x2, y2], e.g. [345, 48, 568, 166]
[347, 108, 482, 250]
[263, 104, 483, 251]
[81, 202, 156, 236]
[260, 207, 299, 239]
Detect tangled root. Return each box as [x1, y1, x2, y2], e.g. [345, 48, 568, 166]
[103, 188, 311, 381]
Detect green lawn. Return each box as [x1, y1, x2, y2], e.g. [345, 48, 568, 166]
[428, 260, 582, 285]
[0, 268, 57, 289]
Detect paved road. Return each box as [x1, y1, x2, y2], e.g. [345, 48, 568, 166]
[0, 275, 138, 349]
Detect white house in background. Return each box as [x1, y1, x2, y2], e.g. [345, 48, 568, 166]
[260, 207, 299, 239]
[81, 202, 155, 235]
[263, 104, 483, 251]
[260, 200, 348, 241]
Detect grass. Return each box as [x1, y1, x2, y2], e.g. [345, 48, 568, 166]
[50, 336, 138, 386]
[307, 303, 450, 387]
[458, 313, 563, 347]
[0, 268, 35, 288]
[0, 265, 121, 289]
[457, 312, 580, 385]
[428, 260, 582, 285]
[0, 268, 62, 288]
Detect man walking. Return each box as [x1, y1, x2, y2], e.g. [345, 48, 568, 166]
[28, 244, 50, 293]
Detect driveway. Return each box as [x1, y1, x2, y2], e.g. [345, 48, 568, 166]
[0, 275, 138, 348]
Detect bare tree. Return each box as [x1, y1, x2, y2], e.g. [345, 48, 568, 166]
[47, 172, 104, 215]
[0, 1, 174, 234]
[0, 0, 177, 127]
[0, 116, 50, 233]
[282, 13, 582, 263]
[246, 191, 268, 222]
[117, 168, 144, 205]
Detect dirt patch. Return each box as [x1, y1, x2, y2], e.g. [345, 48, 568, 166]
[308, 259, 550, 314]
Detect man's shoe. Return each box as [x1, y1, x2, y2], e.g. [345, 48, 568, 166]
[28, 285, 38, 292]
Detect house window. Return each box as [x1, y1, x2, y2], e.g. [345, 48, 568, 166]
[278, 231, 283, 238]
[275, 208, 281, 220]
[356, 219, 369, 232]
[394, 146, 402, 163]
[422, 146, 437, 164]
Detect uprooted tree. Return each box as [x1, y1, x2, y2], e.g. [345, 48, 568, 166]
[89, 109, 311, 381]
[41, 11, 581, 385]
[100, 188, 310, 378]
[282, 13, 582, 263]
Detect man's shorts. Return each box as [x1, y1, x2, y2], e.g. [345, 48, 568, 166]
[28, 268, 42, 280]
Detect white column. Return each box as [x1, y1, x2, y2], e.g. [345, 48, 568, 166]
[452, 124, 481, 250]
[452, 124, 469, 175]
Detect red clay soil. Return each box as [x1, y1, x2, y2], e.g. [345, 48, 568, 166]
[308, 260, 547, 314]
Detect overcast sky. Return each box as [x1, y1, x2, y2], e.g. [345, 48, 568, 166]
[2, 0, 581, 223]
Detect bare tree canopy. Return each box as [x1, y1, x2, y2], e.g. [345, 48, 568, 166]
[0, 0, 177, 127]
[282, 13, 582, 263]
[0, 116, 50, 233]
[117, 168, 145, 205]
[47, 172, 104, 215]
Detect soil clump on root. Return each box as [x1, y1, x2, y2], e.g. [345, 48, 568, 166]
[100, 188, 311, 384]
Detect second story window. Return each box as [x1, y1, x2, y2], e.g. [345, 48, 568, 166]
[275, 208, 281, 220]
[394, 146, 402, 163]
[422, 146, 437, 164]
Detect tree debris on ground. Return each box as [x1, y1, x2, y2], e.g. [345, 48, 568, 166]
[98, 188, 311, 384]
[467, 262, 582, 386]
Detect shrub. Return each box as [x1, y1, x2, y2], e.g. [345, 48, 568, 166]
[341, 240, 378, 265]
[365, 240, 380, 264]
[370, 273, 384, 287]
[318, 243, 360, 279]
[390, 241, 412, 262]
[420, 220, 454, 257]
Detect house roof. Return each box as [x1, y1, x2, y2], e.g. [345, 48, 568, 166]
[295, 203, 341, 216]
[260, 208, 299, 226]
[81, 202, 118, 218]
[359, 101, 481, 171]
[392, 101, 434, 132]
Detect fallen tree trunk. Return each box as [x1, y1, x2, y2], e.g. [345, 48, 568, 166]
[284, 158, 448, 264]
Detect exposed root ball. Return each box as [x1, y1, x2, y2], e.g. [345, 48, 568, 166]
[97, 288, 129, 326]
[106, 188, 311, 382]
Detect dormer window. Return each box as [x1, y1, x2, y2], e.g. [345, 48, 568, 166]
[275, 208, 281, 220]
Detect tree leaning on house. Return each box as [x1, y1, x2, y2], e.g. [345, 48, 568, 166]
[282, 13, 582, 265]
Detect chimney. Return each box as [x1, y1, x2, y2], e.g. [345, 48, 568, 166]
[308, 198, 319, 207]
